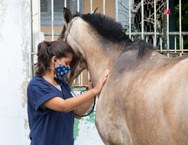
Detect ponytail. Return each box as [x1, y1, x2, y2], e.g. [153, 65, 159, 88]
[34, 40, 74, 76]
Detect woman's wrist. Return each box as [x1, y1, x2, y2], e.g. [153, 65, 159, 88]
[90, 88, 98, 97]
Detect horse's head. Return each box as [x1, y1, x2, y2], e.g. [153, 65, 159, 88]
[59, 8, 101, 84]
[59, 8, 85, 57]
[58, 8, 88, 85]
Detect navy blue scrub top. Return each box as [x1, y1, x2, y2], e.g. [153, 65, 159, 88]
[27, 76, 74, 145]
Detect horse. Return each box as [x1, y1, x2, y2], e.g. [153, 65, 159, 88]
[59, 8, 188, 145]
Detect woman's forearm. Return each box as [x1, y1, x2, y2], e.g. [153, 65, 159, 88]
[74, 98, 94, 118]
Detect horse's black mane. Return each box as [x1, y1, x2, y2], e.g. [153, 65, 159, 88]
[73, 12, 155, 58]
[76, 13, 132, 44]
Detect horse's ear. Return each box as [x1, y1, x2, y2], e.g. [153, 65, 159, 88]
[63, 7, 73, 25]
[92, 7, 98, 13]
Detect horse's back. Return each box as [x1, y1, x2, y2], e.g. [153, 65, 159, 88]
[96, 53, 188, 145]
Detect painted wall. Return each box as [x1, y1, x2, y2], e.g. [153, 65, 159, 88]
[73, 87, 104, 145]
[83, 0, 115, 17]
[0, 0, 31, 144]
[74, 114, 104, 145]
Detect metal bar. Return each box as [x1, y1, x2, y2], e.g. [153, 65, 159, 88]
[103, 0, 106, 15]
[182, 36, 184, 50]
[169, 32, 188, 35]
[90, 0, 93, 13]
[51, 0, 54, 40]
[146, 36, 148, 42]
[128, 32, 188, 35]
[80, 73, 83, 85]
[158, 49, 188, 52]
[77, 0, 80, 12]
[175, 36, 177, 52]
[167, 0, 169, 50]
[64, 0, 67, 7]
[160, 37, 162, 51]
[115, 0, 118, 21]
[128, 0, 132, 38]
[154, 0, 157, 47]
[179, 0, 182, 51]
[141, 0, 144, 39]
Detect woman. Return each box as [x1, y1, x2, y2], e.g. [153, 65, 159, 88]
[27, 40, 109, 145]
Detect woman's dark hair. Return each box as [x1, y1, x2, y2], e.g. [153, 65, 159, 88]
[35, 40, 74, 76]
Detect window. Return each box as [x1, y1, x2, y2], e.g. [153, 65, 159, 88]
[40, 0, 83, 26]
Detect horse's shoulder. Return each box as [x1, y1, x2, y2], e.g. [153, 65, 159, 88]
[172, 57, 188, 78]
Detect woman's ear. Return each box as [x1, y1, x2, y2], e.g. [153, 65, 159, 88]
[52, 56, 57, 63]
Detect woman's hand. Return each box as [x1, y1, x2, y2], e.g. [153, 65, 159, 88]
[92, 69, 110, 95]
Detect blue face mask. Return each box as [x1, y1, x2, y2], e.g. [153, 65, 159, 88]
[55, 63, 71, 79]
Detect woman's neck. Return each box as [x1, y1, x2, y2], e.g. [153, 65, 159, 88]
[42, 71, 58, 86]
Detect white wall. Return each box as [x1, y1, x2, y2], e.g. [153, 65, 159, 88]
[0, 0, 31, 144]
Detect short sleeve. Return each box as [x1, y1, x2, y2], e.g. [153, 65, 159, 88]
[27, 78, 57, 111]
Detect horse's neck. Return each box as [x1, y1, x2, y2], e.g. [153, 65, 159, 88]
[85, 44, 122, 84]
[70, 19, 123, 83]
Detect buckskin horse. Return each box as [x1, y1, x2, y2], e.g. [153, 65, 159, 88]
[59, 8, 188, 145]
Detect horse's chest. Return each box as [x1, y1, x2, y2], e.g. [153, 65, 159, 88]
[95, 87, 132, 145]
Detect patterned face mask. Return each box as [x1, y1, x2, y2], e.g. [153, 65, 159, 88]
[55, 63, 71, 79]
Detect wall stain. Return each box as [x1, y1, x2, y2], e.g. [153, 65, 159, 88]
[0, 0, 7, 40]
[20, 0, 31, 109]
